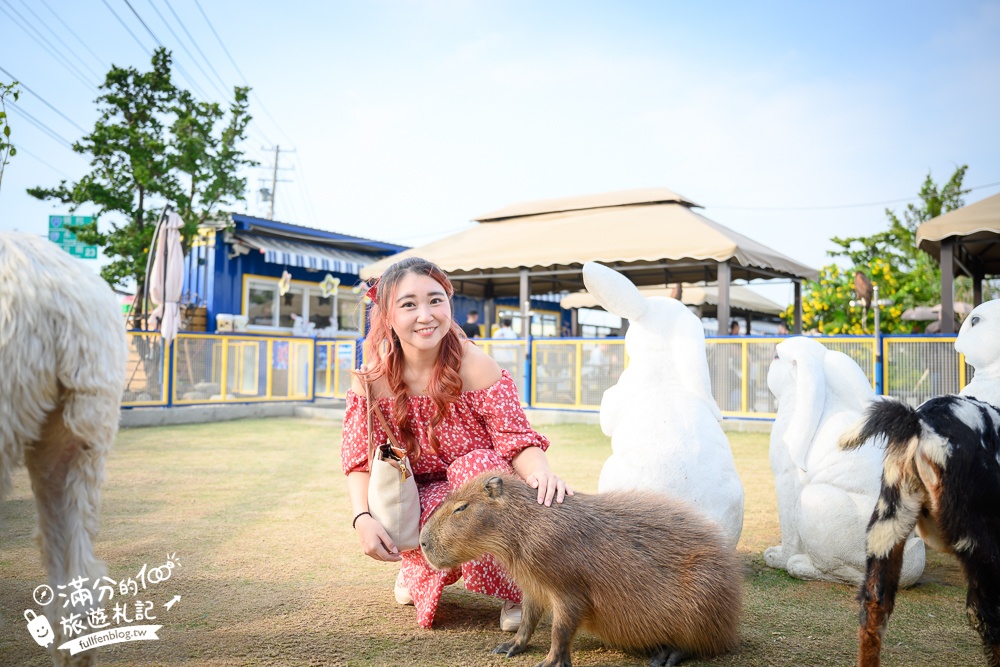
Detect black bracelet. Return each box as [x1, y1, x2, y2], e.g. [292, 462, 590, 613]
[352, 511, 372, 529]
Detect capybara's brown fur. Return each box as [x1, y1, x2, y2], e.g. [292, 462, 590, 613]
[419, 473, 742, 667]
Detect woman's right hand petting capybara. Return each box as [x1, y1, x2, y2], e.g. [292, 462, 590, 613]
[419, 472, 742, 667]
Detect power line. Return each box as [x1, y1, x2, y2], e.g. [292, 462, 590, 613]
[37, 0, 108, 73]
[0, 0, 98, 92]
[143, 0, 230, 101]
[12, 142, 73, 178]
[161, 0, 234, 96]
[191, 0, 294, 146]
[0, 65, 88, 134]
[6, 101, 76, 150]
[99, 0, 153, 55]
[122, 0, 163, 46]
[709, 180, 1000, 212]
[12, 0, 103, 80]
[119, 0, 216, 103]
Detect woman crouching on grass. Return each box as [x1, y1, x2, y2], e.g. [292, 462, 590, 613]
[341, 257, 573, 630]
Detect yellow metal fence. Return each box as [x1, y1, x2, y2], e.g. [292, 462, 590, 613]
[123, 333, 969, 416]
[125, 332, 320, 407]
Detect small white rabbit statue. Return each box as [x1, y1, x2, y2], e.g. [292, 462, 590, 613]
[766, 336, 925, 585]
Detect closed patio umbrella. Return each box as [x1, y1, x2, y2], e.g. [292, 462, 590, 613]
[148, 210, 185, 346]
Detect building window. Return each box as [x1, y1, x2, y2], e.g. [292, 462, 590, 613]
[245, 276, 363, 334]
[497, 307, 561, 337]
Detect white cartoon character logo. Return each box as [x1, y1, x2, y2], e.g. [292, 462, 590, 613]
[24, 609, 55, 647]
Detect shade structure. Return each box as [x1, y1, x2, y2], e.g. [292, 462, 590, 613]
[561, 283, 785, 317]
[916, 191, 1000, 331]
[361, 187, 815, 335]
[917, 192, 1000, 273]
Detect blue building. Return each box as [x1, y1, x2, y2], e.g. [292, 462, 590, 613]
[183, 214, 408, 337]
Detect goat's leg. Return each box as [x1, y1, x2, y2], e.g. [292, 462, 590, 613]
[857, 539, 906, 667]
[959, 551, 1000, 667]
[26, 407, 106, 667]
[857, 475, 922, 667]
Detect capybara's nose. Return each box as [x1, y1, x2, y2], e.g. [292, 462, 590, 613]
[420, 539, 429, 549]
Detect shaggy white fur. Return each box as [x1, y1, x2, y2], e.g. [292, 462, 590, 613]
[583, 261, 744, 549]
[0, 232, 128, 667]
[765, 337, 925, 586]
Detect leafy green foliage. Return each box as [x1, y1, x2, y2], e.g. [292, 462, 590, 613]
[27, 48, 255, 303]
[784, 167, 969, 334]
[0, 80, 21, 194]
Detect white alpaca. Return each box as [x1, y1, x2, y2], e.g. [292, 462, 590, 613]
[765, 336, 925, 586]
[584, 262, 744, 548]
[0, 233, 127, 666]
[956, 299, 1000, 408]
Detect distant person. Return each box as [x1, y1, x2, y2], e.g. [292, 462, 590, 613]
[494, 318, 517, 339]
[460, 310, 481, 338]
[777, 322, 789, 335]
[729, 320, 740, 336]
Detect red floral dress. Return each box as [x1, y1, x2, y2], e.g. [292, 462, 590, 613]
[341, 369, 549, 628]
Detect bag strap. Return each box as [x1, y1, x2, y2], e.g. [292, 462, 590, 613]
[364, 376, 403, 467]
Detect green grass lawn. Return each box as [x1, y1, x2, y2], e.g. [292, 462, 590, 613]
[0, 418, 980, 666]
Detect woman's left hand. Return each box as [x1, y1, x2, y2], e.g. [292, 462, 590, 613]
[524, 470, 574, 507]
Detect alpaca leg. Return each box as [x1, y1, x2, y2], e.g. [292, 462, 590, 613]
[26, 408, 106, 667]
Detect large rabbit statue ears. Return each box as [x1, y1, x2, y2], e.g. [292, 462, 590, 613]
[582, 261, 722, 420]
[774, 336, 874, 471]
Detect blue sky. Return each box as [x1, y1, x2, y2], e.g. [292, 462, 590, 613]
[1, 1, 998, 304]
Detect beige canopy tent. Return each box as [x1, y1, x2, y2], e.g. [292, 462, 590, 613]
[362, 188, 817, 335]
[917, 191, 1000, 333]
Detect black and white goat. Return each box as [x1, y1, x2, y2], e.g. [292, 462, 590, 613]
[840, 394, 1000, 667]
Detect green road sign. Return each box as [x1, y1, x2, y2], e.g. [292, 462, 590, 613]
[48, 215, 99, 259]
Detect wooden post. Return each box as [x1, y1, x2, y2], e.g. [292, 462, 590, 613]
[717, 261, 731, 336]
[941, 240, 955, 334]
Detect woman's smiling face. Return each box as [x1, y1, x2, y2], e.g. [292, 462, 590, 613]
[389, 272, 452, 353]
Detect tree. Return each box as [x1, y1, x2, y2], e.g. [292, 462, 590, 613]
[0, 80, 20, 194]
[785, 166, 969, 334]
[28, 48, 254, 317]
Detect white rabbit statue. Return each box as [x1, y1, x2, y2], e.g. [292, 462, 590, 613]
[957, 299, 1000, 408]
[584, 261, 744, 548]
[766, 336, 925, 585]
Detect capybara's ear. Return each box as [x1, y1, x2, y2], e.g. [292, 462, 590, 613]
[484, 476, 504, 498]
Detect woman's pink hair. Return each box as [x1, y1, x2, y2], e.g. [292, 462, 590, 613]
[357, 257, 466, 459]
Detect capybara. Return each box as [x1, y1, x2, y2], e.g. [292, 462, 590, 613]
[419, 472, 742, 667]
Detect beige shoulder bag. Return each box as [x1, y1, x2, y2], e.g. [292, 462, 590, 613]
[365, 379, 421, 552]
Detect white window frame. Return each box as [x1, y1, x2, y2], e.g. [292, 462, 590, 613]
[243, 275, 364, 335]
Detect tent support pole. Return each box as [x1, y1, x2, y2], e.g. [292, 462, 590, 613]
[941, 240, 955, 334]
[717, 261, 731, 336]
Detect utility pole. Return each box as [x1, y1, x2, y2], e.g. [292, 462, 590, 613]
[260, 146, 295, 220]
[269, 145, 279, 220]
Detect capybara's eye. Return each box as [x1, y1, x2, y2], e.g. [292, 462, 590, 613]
[971, 316, 980, 327]
[453, 502, 469, 514]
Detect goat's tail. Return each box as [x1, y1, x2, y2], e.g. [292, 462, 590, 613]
[839, 398, 921, 453]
